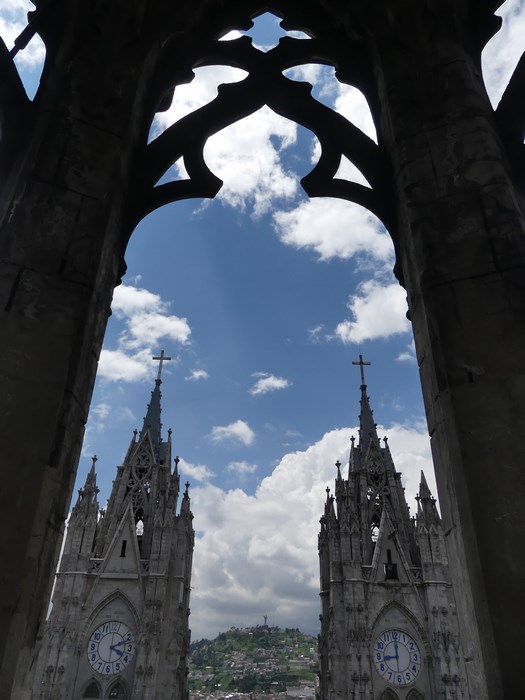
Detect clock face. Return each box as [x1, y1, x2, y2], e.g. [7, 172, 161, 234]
[373, 629, 421, 686]
[87, 621, 136, 675]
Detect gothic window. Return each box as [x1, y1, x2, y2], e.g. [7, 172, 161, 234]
[368, 458, 384, 488]
[380, 690, 399, 700]
[384, 549, 398, 580]
[106, 681, 127, 699]
[107, 681, 128, 700]
[406, 691, 424, 700]
[82, 681, 101, 698]
[132, 490, 145, 513]
[133, 451, 151, 481]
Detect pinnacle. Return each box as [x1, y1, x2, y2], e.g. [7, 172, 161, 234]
[419, 470, 432, 499]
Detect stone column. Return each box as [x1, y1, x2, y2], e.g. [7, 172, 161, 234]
[0, 4, 159, 694]
[372, 14, 525, 698]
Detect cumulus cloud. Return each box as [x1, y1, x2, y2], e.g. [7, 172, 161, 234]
[189, 421, 435, 640]
[396, 342, 417, 364]
[249, 373, 291, 395]
[97, 284, 191, 382]
[334, 279, 411, 344]
[209, 420, 256, 446]
[0, 0, 46, 70]
[334, 84, 377, 141]
[178, 458, 215, 483]
[226, 461, 258, 475]
[186, 369, 209, 382]
[482, 0, 525, 106]
[273, 198, 393, 262]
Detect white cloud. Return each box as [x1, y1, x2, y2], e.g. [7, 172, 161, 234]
[111, 285, 164, 316]
[334, 279, 411, 344]
[0, 0, 45, 70]
[273, 198, 393, 262]
[396, 342, 417, 364]
[97, 284, 191, 382]
[209, 420, 256, 446]
[308, 324, 325, 344]
[334, 84, 377, 141]
[249, 373, 291, 395]
[178, 458, 215, 483]
[186, 369, 209, 382]
[482, 0, 525, 106]
[92, 402, 111, 422]
[226, 461, 258, 475]
[125, 312, 190, 349]
[98, 348, 153, 382]
[155, 65, 248, 128]
[189, 421, 435, 640]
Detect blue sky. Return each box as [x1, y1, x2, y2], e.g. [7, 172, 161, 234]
[3, 1, 523, 640]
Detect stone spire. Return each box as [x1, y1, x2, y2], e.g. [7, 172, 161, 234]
[62, 456, 100, 566]
[349, 355, 381, 471]
[72, 455, 99, 515]
[140, 351, 171, 459]
[416, 470, 440, 527]
[357, 382, 380, 455]
[140, 377, 163, 453]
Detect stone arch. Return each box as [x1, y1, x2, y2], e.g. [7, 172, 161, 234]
[81, 679, 102, 698]
[106, 679, 128, 699]
[124, 4, 397, 261]
[369, 600, 429, 652]
[2, 2, 522, 697]
[380, 690, 399, 700]
[81, 591, 141, 648]
[406, 690, 424, 700]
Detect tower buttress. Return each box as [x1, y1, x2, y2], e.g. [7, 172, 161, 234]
[319, 358, 472, 699]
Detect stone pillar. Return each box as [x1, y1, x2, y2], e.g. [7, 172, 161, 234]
[373, 15, 525, 698]
[0, 3, 159, 693]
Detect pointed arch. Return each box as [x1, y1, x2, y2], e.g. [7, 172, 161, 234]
[406, 691, 424, 700]
[124, 2, 397, 249]
[80, 590, 141, 646]
[380, 690, 399, 700]
[81, 680, 101, 698]
[106, 679, 128, 699]
[369, 599, 428, 649]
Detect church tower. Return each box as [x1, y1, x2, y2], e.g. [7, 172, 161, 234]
[318, 358, 471, 700]
[31, 354, 194, 700]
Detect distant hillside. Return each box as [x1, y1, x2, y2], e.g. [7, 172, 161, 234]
[189, 626, 318, 693]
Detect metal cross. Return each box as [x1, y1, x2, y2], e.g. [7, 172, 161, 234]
[152, 350, 172, 381]
[352, 354, 371, 386]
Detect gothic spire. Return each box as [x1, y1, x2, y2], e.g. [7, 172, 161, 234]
[73, 455, 99, 512]
[350, 355, 380, 464]
[140, 351, 171, 455]
[416, 470, 440, 527]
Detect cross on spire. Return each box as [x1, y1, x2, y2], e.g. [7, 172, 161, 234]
[352, 354, 371, 386]
[152, 350, 172, 382]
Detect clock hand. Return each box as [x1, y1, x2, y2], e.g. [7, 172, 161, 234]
[394, 642, 400, 671]
[110, 646, 124, 656]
